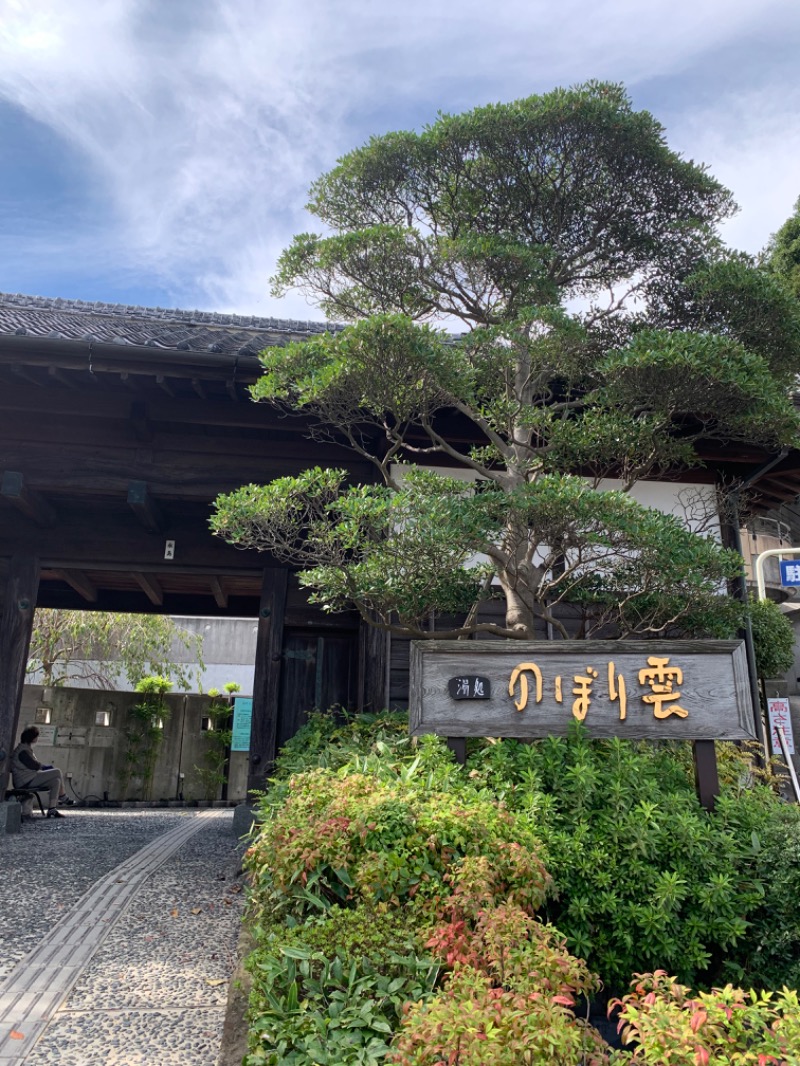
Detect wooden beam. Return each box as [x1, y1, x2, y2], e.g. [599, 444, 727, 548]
[127, 480, 165, 533]
[762, 474, 800, 493]
[131, 571, 164, 606]
[11, 364, 43, 388]
[48, 365, 77, 389]
[209, 575, 228, 609]
[693, 740, 720, 812]
[191, 378, 206, 400]
[53, 567, 98, 603]
[248, 568, 288, 793]
[0, 554, 40, 794]
[226, 379, 239, 403]
[1, 471, 56, 527]
[120, 372, 140, 393]
[128, 401, 152, 442]
[156, 374, 174, 398]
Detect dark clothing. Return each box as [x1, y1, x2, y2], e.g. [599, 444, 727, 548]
[10, 741, 63, 810]
[16, 747, 39, 773]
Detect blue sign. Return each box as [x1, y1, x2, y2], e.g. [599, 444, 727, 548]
[780, 561, 800, 586]
[230, 697, 253, 751]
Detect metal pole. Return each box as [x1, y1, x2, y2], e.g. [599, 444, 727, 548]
[725, 449, 789, 756]
[755, 546, 800, 601]
[775, 724, 800, 804]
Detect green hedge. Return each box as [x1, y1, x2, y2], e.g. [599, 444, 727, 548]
[241, 710, 800, 1064]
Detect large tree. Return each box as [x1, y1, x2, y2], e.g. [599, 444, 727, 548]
[212, 83, 800, 640]
[27, 609, 204, 691]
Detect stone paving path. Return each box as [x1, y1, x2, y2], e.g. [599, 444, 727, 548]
[0, 809, 246, 1065]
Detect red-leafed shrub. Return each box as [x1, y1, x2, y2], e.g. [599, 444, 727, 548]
[387, 968, 611, 1066]
[610, 970, 800, 1064]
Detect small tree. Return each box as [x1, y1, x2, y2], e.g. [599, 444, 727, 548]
[27, 609, 204, 691]
[212, 83, 800, 641]
[192, 682, 240, 801]
[750, 597, 795, 680]
[119, 675, 172, 800]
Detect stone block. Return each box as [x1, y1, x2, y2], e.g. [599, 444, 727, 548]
[232, 803, 258, 840]
[0, 800, 22, 834]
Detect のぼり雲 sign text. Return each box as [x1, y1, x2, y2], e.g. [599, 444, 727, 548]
[409, 640, 754, 741]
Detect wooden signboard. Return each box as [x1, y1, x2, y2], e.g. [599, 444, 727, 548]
[409, 640, 755, 742]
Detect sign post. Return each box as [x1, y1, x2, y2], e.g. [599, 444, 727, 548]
[410, 639, 756, 811]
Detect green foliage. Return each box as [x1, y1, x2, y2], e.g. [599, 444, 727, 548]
[722, 803, 800, 991]
[246, 943, 436, 1065]
[275, 82, 734, 319]
[192, 684, 237, 801]
[245, 758, 546, 925]
[119, 675, 172, 800]
[765, 194, 800, 301]
[388, 967, 611, 1066]
[679, 255, 800, 379]
[598, 329, 800, 448]
[27, 608, 204, 691]
[609, 970, 800, 1064]
[246, 906, 438, 1066]
[465, 728, 771, 992]
[242, 712, 800, 1064]
[214, 82, 800, 640]
[749, 597, 796, 678]
[215, 463, 745, 640]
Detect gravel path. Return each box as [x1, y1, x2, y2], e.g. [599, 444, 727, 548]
[0, 809, 246, 1065]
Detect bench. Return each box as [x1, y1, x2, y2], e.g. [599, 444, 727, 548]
[4, 787, 48, 816]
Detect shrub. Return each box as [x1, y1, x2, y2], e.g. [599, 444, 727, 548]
[246, 904, 439, 1066]
[466, 728, 769, 991]
[192, 684, 238, 801]
[245, 760, 547, 925]
[609, 970, 800, 1064]
[119, 674, 172, 800]
[721, 802, 800, 991]
[243, 713, 800, 1063]
[388, 964, 611, 1066]
[750, 596, 796, 679]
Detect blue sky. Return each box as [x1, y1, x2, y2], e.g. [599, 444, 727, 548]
[1, 0, 799, 320]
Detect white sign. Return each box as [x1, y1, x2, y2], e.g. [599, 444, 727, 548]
[768, 697, 795, 756]
[36, 725, 57, 746]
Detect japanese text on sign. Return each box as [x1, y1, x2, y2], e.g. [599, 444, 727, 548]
[508, 655, 689, 721]
[767, 696, 795, 755]
[780, 561, 800, 586]
[447, 676, 491, 700]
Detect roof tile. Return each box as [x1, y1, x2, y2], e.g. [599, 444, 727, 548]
[0, 292, 344, 355]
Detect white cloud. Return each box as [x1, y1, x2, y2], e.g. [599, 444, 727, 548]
[0, 0, 799, 315]
[668, 87, 800, 256]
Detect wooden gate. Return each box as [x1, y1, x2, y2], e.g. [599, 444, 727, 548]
[277, 630, 357, 749]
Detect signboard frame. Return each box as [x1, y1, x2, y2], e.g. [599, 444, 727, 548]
[410, 639, 754, 742]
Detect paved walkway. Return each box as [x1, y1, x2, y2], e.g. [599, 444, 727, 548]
[0, 809, 246, 1065]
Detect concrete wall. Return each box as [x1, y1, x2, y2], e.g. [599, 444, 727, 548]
[17, 685, 249, 803]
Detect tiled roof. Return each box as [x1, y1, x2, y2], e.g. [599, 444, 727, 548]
[0, 292, 342, 355]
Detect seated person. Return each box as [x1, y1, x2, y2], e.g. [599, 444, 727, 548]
[10, 725, 69, 818]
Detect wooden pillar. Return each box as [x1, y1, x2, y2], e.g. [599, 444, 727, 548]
[247, 567, 287, 795]
[692, 740, 720, 812]
[446, 737, 467, 766]
[0, 555, 40, 794]
[358, 617, 388, 713]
